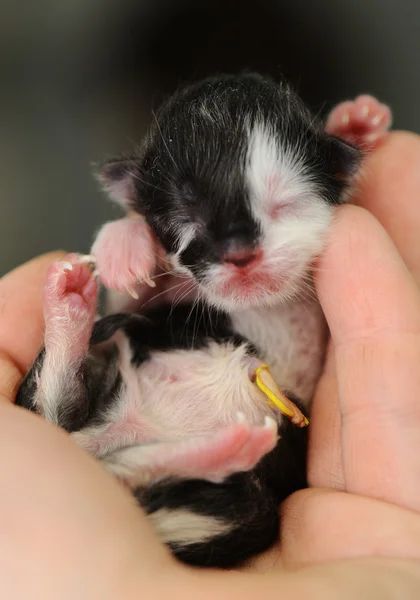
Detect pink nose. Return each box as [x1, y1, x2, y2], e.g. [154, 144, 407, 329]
[222, 249, 261, 268]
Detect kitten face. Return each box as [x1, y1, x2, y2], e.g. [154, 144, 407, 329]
[98, 73, 361, 311]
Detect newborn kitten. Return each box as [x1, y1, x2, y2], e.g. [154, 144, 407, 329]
[17, 74, 391, 567]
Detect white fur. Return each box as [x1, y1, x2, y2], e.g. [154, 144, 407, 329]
[149, 508, 232, 546]
[246, 121, 332, 258]
[231, 299, 326, 403]
[35, 363, 80, 424]
[130, 340, 275, 439]
[174, 223, 197, 255]
[246, 120, 316, 213]
[199, 121, 333, 312]
[72, 335, 279, 459]
[35, 260, 95, 423]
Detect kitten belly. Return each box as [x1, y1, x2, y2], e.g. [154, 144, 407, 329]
[231, 298, 327, 404]
[119, 340, 279, 442]
[72, 337, 281, 458]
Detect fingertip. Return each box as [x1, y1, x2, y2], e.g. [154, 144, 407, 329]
[356, 131, 420, 208]
[360, 130, 420, 177]
[355, 131, 420, 285]
[315, 204, 420, 341]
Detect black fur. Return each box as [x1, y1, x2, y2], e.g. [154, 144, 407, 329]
[16, 301, 307, 568]
[140, 415, 307, 568]
[97, 73, 361, 280]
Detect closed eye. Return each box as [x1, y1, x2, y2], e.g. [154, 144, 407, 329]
[267, 201, 294, 220]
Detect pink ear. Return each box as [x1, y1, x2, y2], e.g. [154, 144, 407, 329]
[95, 159, 138, 208]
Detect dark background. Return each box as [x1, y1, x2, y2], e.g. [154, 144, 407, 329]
[1, 0, 419, 275]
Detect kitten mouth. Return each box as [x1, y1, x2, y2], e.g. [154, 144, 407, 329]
[224, 267, 287, 293]
[203, 269, 292, 308]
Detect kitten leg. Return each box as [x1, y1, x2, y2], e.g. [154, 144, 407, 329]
[100, 417, 278, 487]
[32, 254, 98, 429]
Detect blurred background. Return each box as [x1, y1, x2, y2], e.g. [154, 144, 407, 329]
[1, 0, 419, 275]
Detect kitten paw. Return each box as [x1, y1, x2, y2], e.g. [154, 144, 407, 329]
[43, 253, 98, 360]
[326, 95, 392, 148]
[91, 216, 157, 297]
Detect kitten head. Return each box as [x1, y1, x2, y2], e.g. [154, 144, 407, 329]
[97, 73, 361, 311]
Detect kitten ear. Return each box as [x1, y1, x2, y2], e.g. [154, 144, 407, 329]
[94, 157, 139, 208]
[326, 135, 363, 181]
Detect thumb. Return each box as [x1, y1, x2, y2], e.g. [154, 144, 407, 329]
[0, 251, 66, 401]
[315, 205, 420, 512]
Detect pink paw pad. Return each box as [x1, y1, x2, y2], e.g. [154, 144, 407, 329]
[43, 254, 98, 358]
[326, 95, 392, 147]
[91, 216, 157, 297]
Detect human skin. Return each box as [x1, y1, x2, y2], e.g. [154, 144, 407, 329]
[1, 132, 420, 599]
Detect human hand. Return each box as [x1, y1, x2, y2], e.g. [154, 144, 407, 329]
[252, 131, 420, 573]
[2, 133, 420, 599]
[0, 253, 178, 599]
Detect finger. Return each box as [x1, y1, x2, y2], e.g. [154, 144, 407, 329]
[0, 352, 23, 405]
[185, 543, 420, 600]
[315, 204, 420, 511]
[280, 488, 420, 569]
[308, 341, 344, 489]
[355, 131, 420, 287]
[0, 251, 66, 372]
[309, 132, 420, 490]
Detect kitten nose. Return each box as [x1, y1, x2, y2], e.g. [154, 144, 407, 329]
[222, 248, 261, 268]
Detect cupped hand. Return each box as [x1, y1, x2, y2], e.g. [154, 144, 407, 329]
[2, 133, 420, 599]
[0, 253, 177, 599]
[256, 132, 420, 573]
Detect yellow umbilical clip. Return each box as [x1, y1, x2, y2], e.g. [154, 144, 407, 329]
[254, 364, 309, 428]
